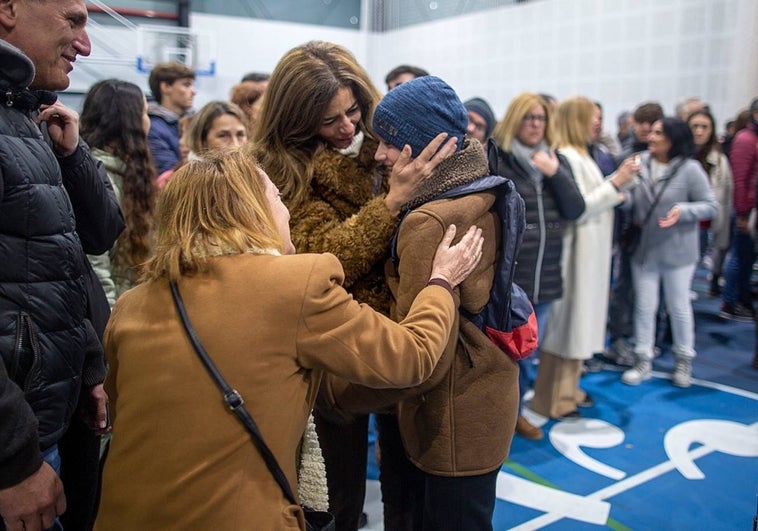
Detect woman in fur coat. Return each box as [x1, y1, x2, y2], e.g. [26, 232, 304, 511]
[322, 76, 519, 531]
[251, 41, 455, 530]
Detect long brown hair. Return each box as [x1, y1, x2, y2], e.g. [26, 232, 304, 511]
[688, 109, 719, 174]
[80, 79, 156, 279]
[250, 41, 381, 210]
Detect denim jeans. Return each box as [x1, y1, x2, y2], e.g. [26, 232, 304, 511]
[632, 261, 696, 361]
[518, 301, 553, 409]
[41, 445, 64, 531]
[722, 221, 757, 307]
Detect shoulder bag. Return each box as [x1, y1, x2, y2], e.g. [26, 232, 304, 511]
[619, 159, 684, 254]
[169, 281, 335, 531]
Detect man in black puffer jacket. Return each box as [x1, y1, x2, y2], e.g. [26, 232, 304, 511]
[0, 2, 124, 530]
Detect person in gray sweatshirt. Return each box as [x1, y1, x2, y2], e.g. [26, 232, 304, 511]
[620, 117, 718, 388]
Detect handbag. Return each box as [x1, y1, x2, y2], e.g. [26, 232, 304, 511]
[169, 281, 335, 531]
[618, 222, 643, 254]
[619, 159, 684, 254]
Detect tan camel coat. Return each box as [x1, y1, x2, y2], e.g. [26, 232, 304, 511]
[95, 253, 455, 531]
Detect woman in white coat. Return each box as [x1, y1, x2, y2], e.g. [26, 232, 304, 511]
[532, 97, 639, 419]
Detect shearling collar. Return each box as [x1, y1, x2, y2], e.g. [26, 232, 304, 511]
[401, 139, 489, 213]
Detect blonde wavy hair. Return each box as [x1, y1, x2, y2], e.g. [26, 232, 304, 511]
[554, 96, 596, 155]
[250, 40, 382, 210]
[492, 92, 555, 152]
[142, 149, 284, 281]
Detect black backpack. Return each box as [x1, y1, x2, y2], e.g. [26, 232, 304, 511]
[392, 175, 538, 361]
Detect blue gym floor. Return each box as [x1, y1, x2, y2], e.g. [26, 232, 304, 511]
[363, 265, 758, 530]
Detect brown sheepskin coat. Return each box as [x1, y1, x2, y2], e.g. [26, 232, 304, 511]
[323, 142, 519, 476]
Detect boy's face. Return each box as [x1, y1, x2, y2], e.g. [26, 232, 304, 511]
[633, 120, 653, 143]
[374, 138, 403, 169]
[160, 77, 196, 111]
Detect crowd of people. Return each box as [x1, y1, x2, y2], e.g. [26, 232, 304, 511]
[1, 1, 756, 530]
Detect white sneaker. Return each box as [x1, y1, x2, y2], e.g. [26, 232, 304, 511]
[672, 358, 692, 388]
[621, 359, 652, 385]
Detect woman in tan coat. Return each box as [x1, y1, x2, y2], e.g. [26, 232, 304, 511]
[94, 150, 483, 531]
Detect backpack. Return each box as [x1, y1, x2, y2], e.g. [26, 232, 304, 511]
[392, 175, 538, 362]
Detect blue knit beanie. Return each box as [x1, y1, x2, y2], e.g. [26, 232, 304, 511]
[373, 76, 467, 157]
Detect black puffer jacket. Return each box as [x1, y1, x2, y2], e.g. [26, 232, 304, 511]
[487, 139, 584, 304]
[0, 40, 124, 452]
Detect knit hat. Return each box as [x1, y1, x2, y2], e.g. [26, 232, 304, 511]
[373, 76, 467, 157]
[750, 97, 758, 113]
[463, 97, 496, 139]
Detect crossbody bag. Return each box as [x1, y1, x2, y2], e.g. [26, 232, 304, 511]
[169, 281, 335, 531]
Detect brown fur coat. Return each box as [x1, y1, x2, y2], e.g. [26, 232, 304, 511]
[289, 136, 397, 314]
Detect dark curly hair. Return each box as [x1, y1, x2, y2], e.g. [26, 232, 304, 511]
[80, 79, 156, 280]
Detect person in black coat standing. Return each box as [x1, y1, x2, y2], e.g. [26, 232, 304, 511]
[487, 92, 585, 440]
[0, 2, 124, 530]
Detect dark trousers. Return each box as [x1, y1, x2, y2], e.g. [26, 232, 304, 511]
[421, 467, 500, 531]
[314, 410, 368, 531]
[608, 247, 635, 341]
[376, 413, 424, 531]
[723, 227, 757, 307]
[58, 410, 102, 530]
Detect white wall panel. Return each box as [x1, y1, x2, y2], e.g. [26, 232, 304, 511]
[69, 0, 757, 131]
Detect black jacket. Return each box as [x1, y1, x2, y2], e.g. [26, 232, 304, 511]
[0, 40, 124, 477]
[487, 139, 584, 304]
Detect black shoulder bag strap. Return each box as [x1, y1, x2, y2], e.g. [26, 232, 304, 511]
[638, 158, 685, 226]
[169, 281, 298, 506]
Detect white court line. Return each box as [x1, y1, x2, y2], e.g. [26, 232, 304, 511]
[508, 376, 758, 529]
[508, 444, 715, 530]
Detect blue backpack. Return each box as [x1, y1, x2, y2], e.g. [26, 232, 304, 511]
[392, 175, 538, 361]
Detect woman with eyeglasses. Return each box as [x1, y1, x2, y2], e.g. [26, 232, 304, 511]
[487, 92, 585, 440]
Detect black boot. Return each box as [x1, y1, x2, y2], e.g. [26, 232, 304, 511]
[708, 274, 720, 297]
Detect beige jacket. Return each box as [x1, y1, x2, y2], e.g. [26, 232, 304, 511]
[95, 253, 455, 530]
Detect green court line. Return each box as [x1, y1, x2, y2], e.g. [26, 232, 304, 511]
[501, 460, 631, 530]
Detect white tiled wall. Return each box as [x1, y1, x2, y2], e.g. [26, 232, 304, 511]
[72, 0, 757, 129]
[368, 0, 758, 129]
